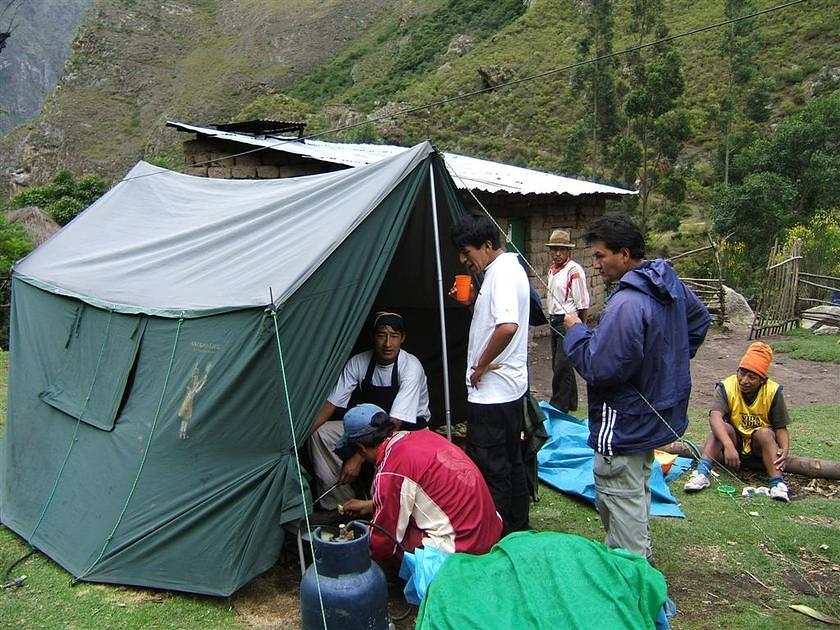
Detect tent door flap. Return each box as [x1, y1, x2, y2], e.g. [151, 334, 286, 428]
[39, 307, 146, 431]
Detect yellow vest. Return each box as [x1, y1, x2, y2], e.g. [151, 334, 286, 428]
[721, 374, 780, 455]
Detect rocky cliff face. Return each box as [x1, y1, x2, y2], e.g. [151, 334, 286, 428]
[0, 0, 92, 135]
[2, 0, 836, 202]
[0, 0, 415, 195]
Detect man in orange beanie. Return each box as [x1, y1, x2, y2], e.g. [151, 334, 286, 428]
[684, 342, 791, 500]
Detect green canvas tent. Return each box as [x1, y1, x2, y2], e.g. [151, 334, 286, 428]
[0, 141, 472, 596]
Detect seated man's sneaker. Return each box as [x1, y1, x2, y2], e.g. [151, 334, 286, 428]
[769, 482, 790, 502]
[683, 470, 710, 492]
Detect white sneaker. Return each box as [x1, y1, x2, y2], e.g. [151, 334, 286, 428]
[684, 471, 710, 492]
[769, 482, 790, 502]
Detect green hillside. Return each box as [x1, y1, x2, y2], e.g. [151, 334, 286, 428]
[276, 0, 837, 177]
[1, 0, 837, 227]
[0, 0, 437, 195]
[271, 0, 838, 276]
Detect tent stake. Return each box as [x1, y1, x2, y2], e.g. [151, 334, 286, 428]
[429, 162, 453, 441]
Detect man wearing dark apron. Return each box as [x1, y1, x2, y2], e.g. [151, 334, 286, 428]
[308, 312, 431, 512]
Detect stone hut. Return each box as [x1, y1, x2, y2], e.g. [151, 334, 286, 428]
[167, 120, 636, 319]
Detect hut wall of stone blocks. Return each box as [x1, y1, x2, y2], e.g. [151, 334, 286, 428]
[182, 138, 348, 179]
[464, 191, 608, 328]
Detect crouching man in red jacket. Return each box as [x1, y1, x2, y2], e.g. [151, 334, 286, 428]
[339, 403, 503, 567]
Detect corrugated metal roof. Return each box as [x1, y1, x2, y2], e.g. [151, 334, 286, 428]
[213, 120, 306, 136]
[167, 120, 636, 197]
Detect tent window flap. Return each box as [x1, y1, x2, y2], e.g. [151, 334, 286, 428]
[40, 307, 146, 431]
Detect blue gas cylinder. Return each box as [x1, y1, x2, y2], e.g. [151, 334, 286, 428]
[300, 520, 389, 630]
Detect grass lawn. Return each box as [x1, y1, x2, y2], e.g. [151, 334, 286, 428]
[532, 403, 840, 629]
[1, 347, 838, 628]
[770, 328, 840, 364]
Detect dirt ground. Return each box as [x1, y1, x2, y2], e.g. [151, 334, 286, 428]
[233, 325, 839, 628]
[234, 549, 418, 629]
[528, 324, 840, 410]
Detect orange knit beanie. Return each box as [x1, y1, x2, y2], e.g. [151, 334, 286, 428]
[739, 342, 773, 378]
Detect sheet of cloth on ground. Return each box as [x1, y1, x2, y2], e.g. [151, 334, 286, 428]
[536, 402, 692, 518]
[414, 530, 668, 629]
[399, 544, 451, 605]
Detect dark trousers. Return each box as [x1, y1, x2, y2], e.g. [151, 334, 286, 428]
[466, 397, 530, 535]
[550, 316, 578, 412]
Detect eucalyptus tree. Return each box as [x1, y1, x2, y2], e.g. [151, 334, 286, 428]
[716, 0, 762, 186]
[712, 92, 840, 273]
[571, 0, 621, 179]
[621, 0, 689, 231]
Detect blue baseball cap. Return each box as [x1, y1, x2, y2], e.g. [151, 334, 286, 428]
[333, 403, 390, 453]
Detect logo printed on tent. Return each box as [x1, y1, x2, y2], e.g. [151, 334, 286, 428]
[178, 361, 213, 439]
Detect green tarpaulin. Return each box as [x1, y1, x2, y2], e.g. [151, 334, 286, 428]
[1, 142, 471, 596]
[416, 531, 667, 629]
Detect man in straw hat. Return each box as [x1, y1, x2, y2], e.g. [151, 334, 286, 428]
[545, 228, 589, 412]
[684, 342, 791, 501]
[308, 311, 431, 514]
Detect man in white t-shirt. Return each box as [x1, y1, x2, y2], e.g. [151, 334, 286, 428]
[307, 312, 430, 511]
[546, 228, 590, 412]
[450, 214, 531, 534]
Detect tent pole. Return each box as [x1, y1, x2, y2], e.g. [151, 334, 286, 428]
[428, 163, 453, 441]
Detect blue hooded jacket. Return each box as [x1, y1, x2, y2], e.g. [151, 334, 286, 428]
[564, 259, 711, 455]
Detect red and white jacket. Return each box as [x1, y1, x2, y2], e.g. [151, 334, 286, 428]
[369, 430, 503, 564]
[547, 259, 590, 317]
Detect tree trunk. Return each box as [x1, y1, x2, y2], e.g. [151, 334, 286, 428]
[659, 441, 840, 480]
[723, 127, 730, 187]
[591, 71, 598, 176]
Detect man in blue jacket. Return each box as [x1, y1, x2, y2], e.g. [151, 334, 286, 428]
[562, 213, 710, 563]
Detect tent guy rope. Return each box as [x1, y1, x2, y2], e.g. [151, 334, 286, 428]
[269, 306, 328, 630]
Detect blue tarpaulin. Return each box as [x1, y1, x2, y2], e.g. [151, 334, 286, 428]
[399, 545, 452, 605]
[537, 402, 690, 518]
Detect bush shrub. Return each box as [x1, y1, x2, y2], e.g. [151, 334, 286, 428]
[0, 214, 34, 348]
[46, 197, 86, 226]
[785, 210, 840, 306]
[9, 170, 108, 226]
[652, 208, 682, 232]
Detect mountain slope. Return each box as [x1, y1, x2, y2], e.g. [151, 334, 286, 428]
[0, 0, 438, 194]
[289, 0, 838, 178]
[1, 0, 837, 201]
[0, 0, 92, 134]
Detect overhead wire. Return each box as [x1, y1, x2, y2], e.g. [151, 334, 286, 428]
[117, 0, 810, 183]
[269, 306, 328, 630]
[0, 0, 22, 34]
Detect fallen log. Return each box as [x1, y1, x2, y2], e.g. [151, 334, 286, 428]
[660, 441, 840, 480]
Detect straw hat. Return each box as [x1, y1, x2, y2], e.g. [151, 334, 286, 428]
[546, 229, 575, 248]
